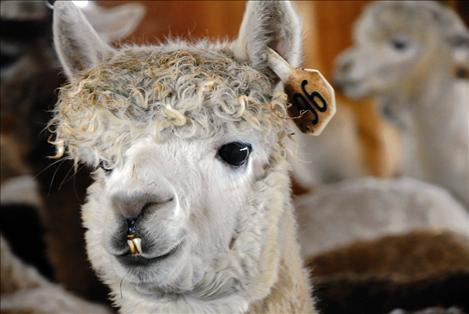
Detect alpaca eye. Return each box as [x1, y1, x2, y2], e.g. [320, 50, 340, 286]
[98, 161, 113, 175]
[217, 142, 252, 167]
[391, 38, 408, 51]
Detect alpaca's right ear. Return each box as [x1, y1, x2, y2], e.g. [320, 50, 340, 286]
[233, 1, 302, 72]
[53, 1, 114, 80]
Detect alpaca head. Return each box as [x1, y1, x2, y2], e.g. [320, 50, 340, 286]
[334, 1, 468, 99]
[51, 0, 302, 305]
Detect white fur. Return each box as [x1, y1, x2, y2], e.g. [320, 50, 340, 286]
[296, 177, 469, 258]
[334, 1, 469, 208]
[233, 1, 303, 70]
[81, 2, 145, 43]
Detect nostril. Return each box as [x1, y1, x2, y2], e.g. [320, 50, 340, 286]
[127, 219, 137, 234]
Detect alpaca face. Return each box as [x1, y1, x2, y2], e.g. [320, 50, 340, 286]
[333, 1, 466, 99]
[84, 123, 275, 291]
[52, 0, 302, 301]
[54, 46, 282, 292]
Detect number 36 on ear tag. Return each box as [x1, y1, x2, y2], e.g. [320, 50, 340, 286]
[266, 48, 336, 135]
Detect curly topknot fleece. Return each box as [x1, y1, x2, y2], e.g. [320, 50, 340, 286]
[50, 42, 290, 168]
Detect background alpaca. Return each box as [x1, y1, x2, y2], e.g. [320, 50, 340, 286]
[290, 95, 401, 188]
[1, 236, 111, 314]
[51, 1, 315, 313]
[0, 0, 144, 302]
[334, 1, 469, 208]
[295, 177, 469, 258]
[310, 230, 469, 314]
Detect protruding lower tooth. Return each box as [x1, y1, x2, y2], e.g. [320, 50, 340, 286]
[127, 239, 137, 255]
[133, 238, 143, 255]
[127, 237, 142, 255]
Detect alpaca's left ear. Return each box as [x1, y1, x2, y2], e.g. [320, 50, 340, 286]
[53, 1, 114, 80]
[233, 1, 302, 71]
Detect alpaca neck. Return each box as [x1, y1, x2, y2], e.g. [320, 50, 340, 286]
[247, 203, 315, 314]
[379, 67, 469, 207]
[411, 75, 469, 207]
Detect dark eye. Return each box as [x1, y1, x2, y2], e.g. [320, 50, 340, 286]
[217, 142, 252, 167]
[391, 38, 408, 51]
[98, 161, 112, 175]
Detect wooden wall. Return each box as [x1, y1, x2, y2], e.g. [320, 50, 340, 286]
[100, 1, 372, 77]
[101, 0, 466, 77]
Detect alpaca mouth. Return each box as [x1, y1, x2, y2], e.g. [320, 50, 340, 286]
[116, 240, 184, 267]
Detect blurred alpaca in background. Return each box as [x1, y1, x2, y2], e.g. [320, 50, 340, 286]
[296, 177, 469, 258]
[290, 94, 401, 189]
[295, 3, 469, 311]
[0, 0, 145, 305]
[334, 1, 469, 208]
[1, 236, 111, 314]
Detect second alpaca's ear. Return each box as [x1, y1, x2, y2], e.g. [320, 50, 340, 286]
[53, 1, 114, 80]
[447, 31, 469, 79]
[82, 2, 145, 43]
[233, 1, 303, 72]
[426, 1, 469, 79]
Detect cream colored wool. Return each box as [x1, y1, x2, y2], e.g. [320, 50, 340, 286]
[50, 47, 289, 169]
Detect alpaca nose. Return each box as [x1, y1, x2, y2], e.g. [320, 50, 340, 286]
[112, 192, 174, 219]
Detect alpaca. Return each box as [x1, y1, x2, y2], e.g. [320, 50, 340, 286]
[334, 1, 469, 208]
[295, 177, 469, 258]
[1, 236, 111, 314]
[290, 95, 401, 188]
[290, 104, 367, 187]
[0, 0, 144, 302]
[309, 230, 469, 314]
[51, 1, 315, 313]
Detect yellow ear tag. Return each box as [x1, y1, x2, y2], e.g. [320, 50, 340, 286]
[266, 48, 336, 135]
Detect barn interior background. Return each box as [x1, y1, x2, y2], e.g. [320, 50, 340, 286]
[1, 1, 468, 313]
